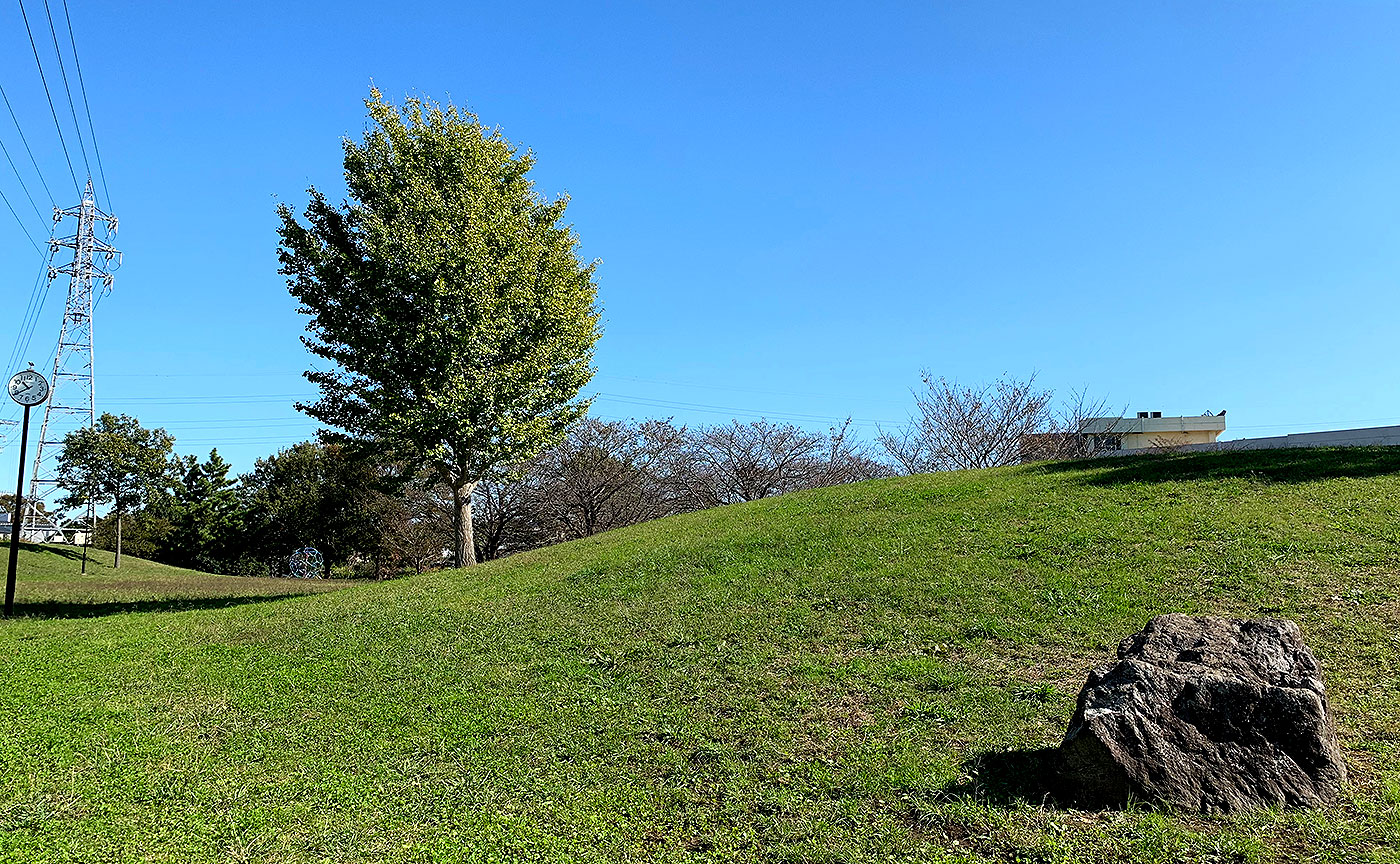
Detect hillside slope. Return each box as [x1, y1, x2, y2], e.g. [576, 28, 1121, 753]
[0, 448, 1397, 863]
[0, 541, 340, 616]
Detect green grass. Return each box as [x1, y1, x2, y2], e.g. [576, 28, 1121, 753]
[1, 447, 1398, 863]
[0, 541, 341, 618]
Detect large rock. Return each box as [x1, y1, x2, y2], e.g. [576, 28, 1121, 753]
[1058, 613, 1346, 813]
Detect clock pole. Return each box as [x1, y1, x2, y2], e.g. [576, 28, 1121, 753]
[6, 366, 49, 618]
[6, 402, 33, 617]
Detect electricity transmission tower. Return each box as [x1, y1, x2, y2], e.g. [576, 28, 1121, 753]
[22, 179, 119, 543]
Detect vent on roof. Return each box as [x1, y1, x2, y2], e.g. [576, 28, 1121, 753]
[1151, 411, 1162, 418]
[1137, 411, 1149, 418]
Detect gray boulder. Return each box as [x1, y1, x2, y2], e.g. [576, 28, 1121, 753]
[1058, 613, 1346, 813]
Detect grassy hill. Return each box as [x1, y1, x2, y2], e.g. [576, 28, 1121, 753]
[0, 541, 341, 617]
[0, 448, 1397, 863]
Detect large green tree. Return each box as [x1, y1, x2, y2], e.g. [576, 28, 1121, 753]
[277, 90, 602, 566]
[55, 413, 176, 569]
[240, 441, 377, 577]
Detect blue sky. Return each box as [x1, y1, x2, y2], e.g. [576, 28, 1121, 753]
[1, 1, 1398, 477]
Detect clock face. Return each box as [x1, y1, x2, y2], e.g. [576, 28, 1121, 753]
[8, 370, 49, 406]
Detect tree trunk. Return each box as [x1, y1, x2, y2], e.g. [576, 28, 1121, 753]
[114, 509, 123, 570]
[451, 480, 478, 568]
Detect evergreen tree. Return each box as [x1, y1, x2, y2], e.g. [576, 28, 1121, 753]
[165, 449, 245, 573]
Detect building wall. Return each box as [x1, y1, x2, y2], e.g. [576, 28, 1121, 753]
[1176, 425, 1400, 452]
[1119, 429, 1224, 451]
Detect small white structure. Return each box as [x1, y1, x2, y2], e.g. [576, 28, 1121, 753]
[1079, 412, 1227, 452]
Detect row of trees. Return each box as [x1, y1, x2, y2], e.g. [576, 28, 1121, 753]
[55, 419, 386, 576]
[471, 416, 888, 560]
[56, 413, 889, 576]
[52, 370, 1116, 576]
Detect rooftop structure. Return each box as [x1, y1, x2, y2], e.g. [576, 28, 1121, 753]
[1078, 411, 1227, 452]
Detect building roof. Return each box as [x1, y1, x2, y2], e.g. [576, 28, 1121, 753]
[1079, 415, 1227, 435]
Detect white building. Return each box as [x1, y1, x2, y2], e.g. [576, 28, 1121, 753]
[1079, 411, 1227, 452]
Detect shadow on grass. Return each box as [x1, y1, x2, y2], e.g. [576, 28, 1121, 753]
[10, 592, 319, 620]
[940, 747, 1067, 808]
[1035, 447, 1400, 486]
[0, 541, 98, 563]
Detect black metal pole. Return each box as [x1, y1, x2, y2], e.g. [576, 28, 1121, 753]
[6, 404, 33, 617]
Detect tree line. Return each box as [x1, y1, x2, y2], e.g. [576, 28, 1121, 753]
[61, 414, 886, 577]
[54, 370, 1116, 577]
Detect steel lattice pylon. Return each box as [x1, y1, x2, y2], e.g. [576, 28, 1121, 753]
[23, 179, 119, 544]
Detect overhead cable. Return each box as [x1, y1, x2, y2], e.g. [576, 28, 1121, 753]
[3, 239, 58, 377]
[16, 0, 80, 194]
[0, 185, 41, 251]
[39, 0, 91, 184]
[58, 0, 106, 207]
[0, 81, 55, 206]
[0, 133, 46, 223]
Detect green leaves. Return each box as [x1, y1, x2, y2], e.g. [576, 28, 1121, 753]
[55, 413, 176, 516]
[277, 89, 602, 491]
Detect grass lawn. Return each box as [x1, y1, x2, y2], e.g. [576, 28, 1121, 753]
[0, 447, 1397, 862]
[0, 542, 341, 618]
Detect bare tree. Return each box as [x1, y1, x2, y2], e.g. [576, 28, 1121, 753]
[876, 422, 938, 476]
[880, 373, 1126, 471]
[472, 473, 549, 561]
[681, 420, 820, 506]
[530, 418, 681, 540]
[814, 419, 895, 486]
[676, 418, 887, 507]
[363, 471, 454, 576]
[878, 373, 1056, 472]
[454, 416, 893, 562]
[1019, 389, 1126, 462]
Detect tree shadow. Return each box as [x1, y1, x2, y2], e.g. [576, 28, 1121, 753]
[940, 747, 1068, 808]
[0, 541, 95, 563]
[1033, 447, 1400, 486]
[9, 592, 320, 620]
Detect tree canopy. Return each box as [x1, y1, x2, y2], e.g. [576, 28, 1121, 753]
[276, 89, 602, 566]
[55, 413, 175, 569]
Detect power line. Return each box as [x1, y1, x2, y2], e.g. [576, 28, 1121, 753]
[595, 373, 911, 406]
[594, 392, 902, 427]
[16, 0, 80, 195]
[0, 255, 57, 448]
[0, 132, 46, 223]
[110, 391, 315, 401]
[177, 435, 318, 445]
[131, 420, 319, 430]
[3, 238, 59, 378]
[58, 0, 107, 207]
[0, 81, 56, 206]
[0, 323, 58, 445]
[0, 185, 41, 251]
[102, 371, 308, 378]
[11, 246, 58, 370]
[38, 0, 91, 185]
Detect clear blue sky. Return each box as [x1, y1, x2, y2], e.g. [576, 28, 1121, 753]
[1, 1, 1398, 476]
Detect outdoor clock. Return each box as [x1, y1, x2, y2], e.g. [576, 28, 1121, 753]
[8, 369, 49, 406]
